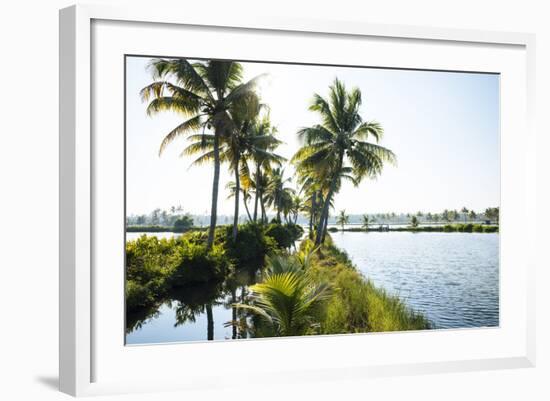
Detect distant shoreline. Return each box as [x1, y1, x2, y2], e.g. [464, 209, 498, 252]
[127, 223, 499, 234]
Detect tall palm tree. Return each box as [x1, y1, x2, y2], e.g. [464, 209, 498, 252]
[292, 78, 396, 245]
[361, 214, 370, 231]
[264, 168, 294, 222]
[247, 117, 285, 223]
[141, 58, 264, 249]
[336, 210, 349, 231]
[461, 207, 469, 223]
[183, 108, 284, 239]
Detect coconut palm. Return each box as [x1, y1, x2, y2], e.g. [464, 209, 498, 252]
[336, 210, 349, 231]
[181, 96, 284, 241]
[292, 78, 396, 245]
[234, 254, 331, 336]
[468, 210, 477, 221]
[226, 181, 253, 222]
[361, 214, 370, 231]
[264, 168, 294, 222]
[247, 117, 285, 223]
[461, 207, 469, 222]
[141, 58, 264, 249]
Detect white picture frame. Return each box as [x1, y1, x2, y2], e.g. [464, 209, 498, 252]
[59, 3, 536, 397]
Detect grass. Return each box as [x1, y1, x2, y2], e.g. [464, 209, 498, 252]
[304, 239, 431, 333]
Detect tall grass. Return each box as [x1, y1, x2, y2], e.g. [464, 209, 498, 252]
[305, 239, 430, 333]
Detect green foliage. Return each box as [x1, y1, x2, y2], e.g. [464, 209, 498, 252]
[169, 240, 228, 286]
[127, 225, 174, 232]
[125, 235, 181, 310]
[264, 223, 304, 249]
[173, 215, 194, 231]
[218, 223, 278, 270]
[235, 253, 331, 337]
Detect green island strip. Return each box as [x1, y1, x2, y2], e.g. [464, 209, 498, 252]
[126, 222, 430, 337]
[329, 223, 498, 233]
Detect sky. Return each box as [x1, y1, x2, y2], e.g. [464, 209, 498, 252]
[125, 56, 500, 216]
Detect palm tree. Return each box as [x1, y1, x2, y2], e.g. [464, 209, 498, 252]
[226, 181, 253, 222]
[292, 78, 396, 245]
[361, 214, 370, 231]
[336, 210, 349, 231]
[468, 210, 477, 221]
[234, 254, 330, 336]
[243, 116, 285, 224]
[410, 215, 419, 228]
[461, 207, 469, 222]
[141, 58, 264, 249]
[182, 97, 285, 241]
[264, 168, 294, 222]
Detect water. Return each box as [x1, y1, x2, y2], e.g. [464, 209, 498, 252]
[331, 231, 499, 329]
[125, 231, 499, 344]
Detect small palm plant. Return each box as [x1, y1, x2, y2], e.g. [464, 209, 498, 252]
[233, 253, 330, 337]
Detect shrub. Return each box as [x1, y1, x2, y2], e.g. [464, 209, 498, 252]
[443, 224, 455, 232]
[173, 215, 194, 232]
[483, 225, 499, 233]
[219, 223, 277, 271]
[169, 240, 227, 285]
[264, 223, 303, 249]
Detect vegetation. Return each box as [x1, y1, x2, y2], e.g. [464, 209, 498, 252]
[141, 59, 266, 249]
[336, 210, 349, 231]
[126, 223, 303, 314]
[235, 253, 331, 337]
[331, 223, 498, 233]
[292, 78, 396, 246]
[235, 238, 430, 336]
[128, 57, 497, 341]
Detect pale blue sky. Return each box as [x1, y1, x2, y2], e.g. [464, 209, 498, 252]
[126, 56, 499, 216]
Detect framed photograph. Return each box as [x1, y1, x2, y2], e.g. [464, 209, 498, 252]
[59, 4, 536, 396]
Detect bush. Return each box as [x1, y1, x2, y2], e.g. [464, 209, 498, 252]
[264, 223, 304, 249]
[169, 240, 227, 285]
[219, 223, 277, 271]
[443, 224, 455, 232]
[173, 215, 194, 232]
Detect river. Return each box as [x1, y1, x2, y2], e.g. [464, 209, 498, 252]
[125, 230, 499, 344]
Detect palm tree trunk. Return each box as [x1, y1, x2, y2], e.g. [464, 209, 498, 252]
[232, 159, 240, 242]
[207, 133, 221, 250]
[206, 303, 214, 341]
[309, 192, 316, 235]
[243, 197, 252, 222]
[316, 181, 337, 246]
[253, 166, 260, 222]
[321, 209, 330, 243]
[260, 190, 266, 224]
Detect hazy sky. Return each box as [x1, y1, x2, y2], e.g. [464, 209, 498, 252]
[126, 56, 499, 216]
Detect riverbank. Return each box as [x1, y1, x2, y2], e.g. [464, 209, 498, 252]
[126, 225, 207, 233]
[330, 223, 498, 233]
[126, 223, 430, 340]
[305, 239, 430, 333]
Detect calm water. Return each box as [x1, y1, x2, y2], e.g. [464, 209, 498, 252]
[125, 231, 499, 344]
[331, 231, 499, 329]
